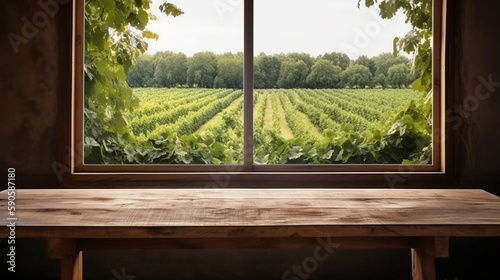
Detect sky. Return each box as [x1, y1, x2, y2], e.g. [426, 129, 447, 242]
[145, 0, 413, 59]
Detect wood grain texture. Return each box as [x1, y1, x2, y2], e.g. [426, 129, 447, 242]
[1, 189, 500, 238]
[412, 247, 436, 280]
[61, 251, 82, 280]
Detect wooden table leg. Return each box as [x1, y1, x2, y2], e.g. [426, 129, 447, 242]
[411, 237, 449, 280]
[411, 247, 436, 280]
[47, 238, 83, 280]
[61, 251, 83, 280]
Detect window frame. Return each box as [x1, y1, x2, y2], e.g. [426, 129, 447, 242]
[65, 0, 450, 186]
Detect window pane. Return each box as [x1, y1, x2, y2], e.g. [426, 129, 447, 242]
[83, 0, 244, 165]
[253, 0, 432, 165]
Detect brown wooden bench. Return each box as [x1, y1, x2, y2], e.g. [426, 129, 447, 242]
[2, 188, 500, 280]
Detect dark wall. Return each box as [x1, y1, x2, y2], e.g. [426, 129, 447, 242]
[456, 0, 500, 189]
[0, 0, 62, 187]
[1, 0, 500, 279]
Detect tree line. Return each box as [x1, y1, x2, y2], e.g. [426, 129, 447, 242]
[127, 51, 418, 90]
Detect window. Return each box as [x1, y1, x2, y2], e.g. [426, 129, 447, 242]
[69, 0, 447, 184]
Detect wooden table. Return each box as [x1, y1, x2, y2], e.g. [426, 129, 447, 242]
[2, 189, 500, 280]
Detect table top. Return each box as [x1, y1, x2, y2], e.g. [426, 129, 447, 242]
[1, 189, 500, 238]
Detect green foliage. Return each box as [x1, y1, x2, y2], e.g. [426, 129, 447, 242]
[318, 52, 351, 71]
[354, 55, 377, 77]
[278, 93, 322, 140]
[254, 53, 282, 89]
[284, 52, 316, 69]
[130, 89, 237, 135]
[91, 89, 244, 164]
[276, 59, 309, 89]
[214, 53, 244, 89]
[375, 74, 389, 89]
[341, 64, 373, 88]
[84, 0, 183, 163]
[372, 52, 411, 77]
[158, 2, 184, 17]
[306, 60, 342, 89]
[388, 63, 412, 88]
[127, 54, 155, 87]
[186, 52, 218, 88]
[87, 88, 429, 165]
[293, 90, 374, 132]
[358, 0, 433, 92]
[127, 51, 188, 87]
[153, 52, 188, 87]
[255, 90, 432, 164]
[85, 0, 433, 164]
[126, 50, 421, 90]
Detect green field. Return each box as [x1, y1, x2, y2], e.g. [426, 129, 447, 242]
[123, 88, 430, 165]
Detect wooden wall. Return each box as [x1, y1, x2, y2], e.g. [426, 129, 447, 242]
[455, 0, 500, 189]
[0, 1, 61, 186]
[1, 0, 499, 279]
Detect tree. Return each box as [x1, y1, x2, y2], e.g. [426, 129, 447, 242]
[306, 59, 342, 89]
[375, 74, 389, 89]
[186, 52, 218, 88]
[254, 53, 281, 89]
[276, 59, 309, 89]
[318, 52, 351, 71]
[358, 0, 432, 92]
[153, 52, 187, 87]
[372, 52, 410, 77]
[354, 55, 376, 77]
[388, 63, 411, 88]
[127, 54, 155, 87]
[214, 53, 243, 89]
[341, 64, 373, 88]
[285, 52, 315, 69]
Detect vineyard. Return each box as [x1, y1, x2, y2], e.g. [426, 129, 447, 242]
[98, 88, 432, 165]
[80, 0, 435, 166]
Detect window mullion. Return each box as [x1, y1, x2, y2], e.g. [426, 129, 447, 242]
[243, 0, 254, 169]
